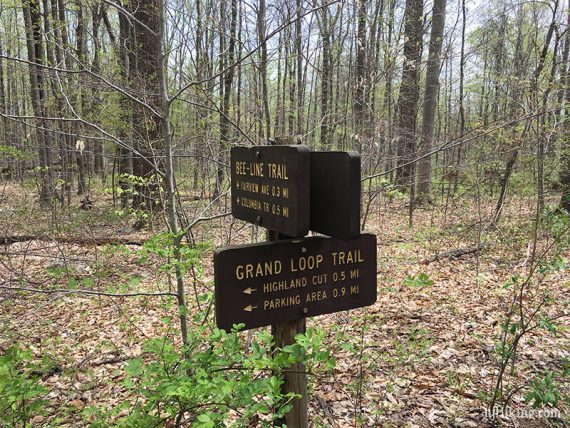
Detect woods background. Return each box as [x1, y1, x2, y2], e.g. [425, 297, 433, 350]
[1, 0, 569, 214]
[1, 0, 570, 426]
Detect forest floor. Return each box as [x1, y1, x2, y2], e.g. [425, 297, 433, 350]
[0, 179, 569, 427]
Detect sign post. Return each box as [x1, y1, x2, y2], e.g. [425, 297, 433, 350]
[272, 317, 308, 426]
[269, 231, 308, 428]
[216, 143, 377, 426]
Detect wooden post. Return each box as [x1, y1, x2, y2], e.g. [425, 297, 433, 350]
[267, 204, 308, 428]
[272, 319, 308, 427]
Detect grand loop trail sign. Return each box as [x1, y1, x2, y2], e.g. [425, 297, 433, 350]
[216, 144, 378, 331]
[214, 233, 377, 331]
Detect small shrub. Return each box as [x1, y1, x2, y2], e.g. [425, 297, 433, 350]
[404, 272, 434, 287]
[86, 326, 333, 427]
[525, 371, 562, 408]
[0, 345, 49, 427]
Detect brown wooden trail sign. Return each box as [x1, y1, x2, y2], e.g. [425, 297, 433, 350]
[230, 145, 310, 237]
[214, 233, 377, 331]
[224, 144, 376, 426]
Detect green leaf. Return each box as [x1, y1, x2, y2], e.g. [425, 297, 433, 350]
[194, 413, 215, 428]
[68, 278, 78, 289]
[129, 276, 142, 287]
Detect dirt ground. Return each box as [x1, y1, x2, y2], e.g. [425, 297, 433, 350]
[1, 180, 568, 427]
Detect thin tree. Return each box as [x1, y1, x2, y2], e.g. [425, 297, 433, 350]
[0, 41, 9, 167]
[395, 0, 424, 186]
[353, 0, 368, 153]
[116, 1, 134, 208]
[560, 0, 570, 211]
[22, 0, 54, 206]
[417, 0, 447, 199]
[318, 0, 333, 146]
[214, 0, 238, 198]
[493, 2, 558, 223]
[257, 0, 271, 141]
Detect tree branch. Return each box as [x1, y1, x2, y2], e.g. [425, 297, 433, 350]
[0, 283, 177, 298]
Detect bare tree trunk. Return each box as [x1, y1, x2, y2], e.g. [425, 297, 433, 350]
[154, 0, 189, 347]
[273, 32, 283, 139]
[129, 0, 163, 213]
[558, 2, 570, 120]
[319, 2, 332, 146]
[214, 0, 237, 199]
[384, 0, 396, 181]
[46, 0, 69, 204]
[92, 4, 105, 179]
[417, 0, 446, 199]
[353, 0, 367, 153]
[75, 1, 88, 196]
[453, 0, 465, 195]
[395, 0, 423, 187]
[367, 0, 384, 161]
[193, 0, 204, 191]
[537, 29, 559, 213]
[561, 1, 570, 211]
[257, 0, 271, 141]
[492, 5, 526, 224]
[22, 0, 54, 206]
[0, 42, 10, 169]
[491, 12, 507, 124]
[56, 0, 74, 202]
[117, 3, 133, 208]
[287, 25, 295, 136]
[330, 8, 345, 148]
[561, 138, 570, 210]
[296, 0, 304, 137]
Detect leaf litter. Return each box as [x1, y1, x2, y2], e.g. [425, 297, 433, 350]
[0, 184, 568, 427]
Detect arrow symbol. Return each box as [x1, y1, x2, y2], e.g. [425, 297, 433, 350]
[243, 305, 258, 312]
[236, 197, 240, 204]
[243, 287, 257, 295]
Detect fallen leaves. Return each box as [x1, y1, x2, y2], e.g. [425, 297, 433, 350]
[1, 186, 568, 427]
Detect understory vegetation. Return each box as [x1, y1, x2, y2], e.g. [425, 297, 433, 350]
[2, 0, 570, 425]
[1, 171, 568, 426]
